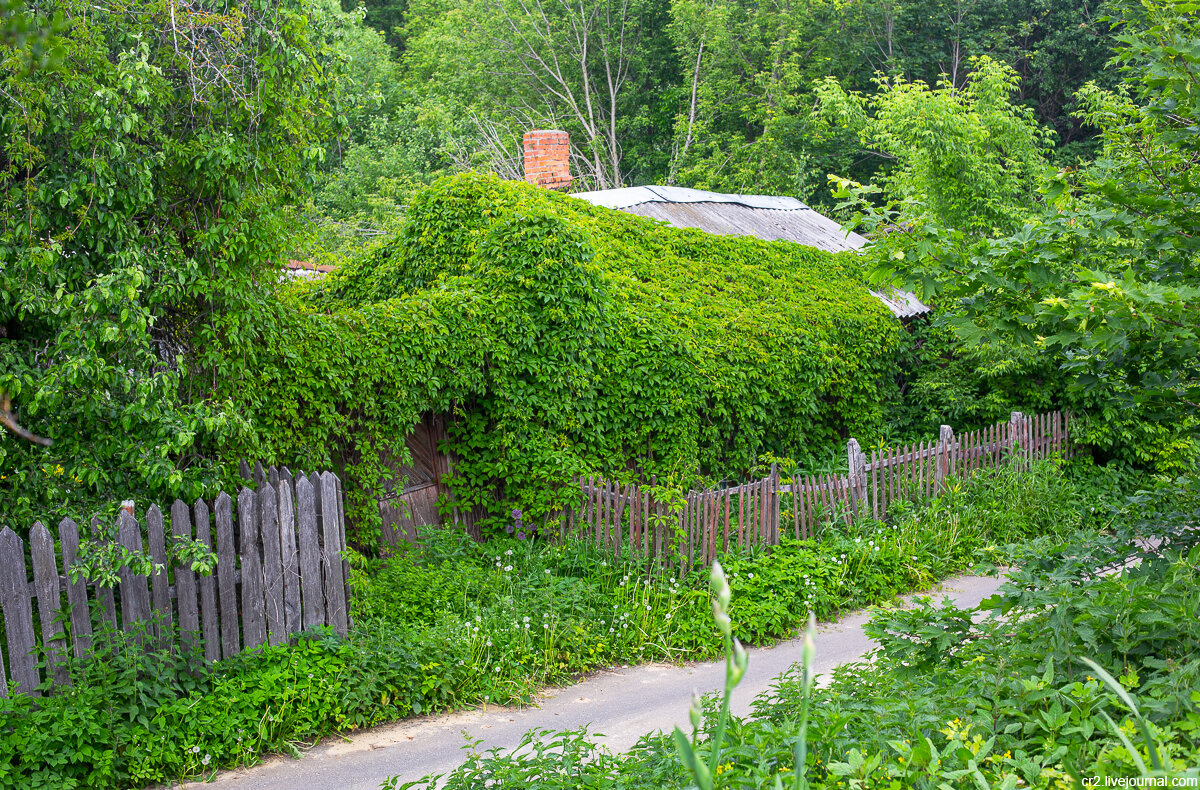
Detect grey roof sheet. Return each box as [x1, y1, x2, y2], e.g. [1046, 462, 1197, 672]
[572, 185, 807, 211]
[571, 186, 931, 319]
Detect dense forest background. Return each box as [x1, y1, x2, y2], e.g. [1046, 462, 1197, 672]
[306, 0, 1118, 260]
[1, 0, 1196, 539]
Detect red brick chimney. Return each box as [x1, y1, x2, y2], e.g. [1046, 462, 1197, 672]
[523, 130, 573, 190]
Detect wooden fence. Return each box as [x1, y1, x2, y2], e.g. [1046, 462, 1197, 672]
[566, 410, 1071, 566]
[0, 467, 350, 699]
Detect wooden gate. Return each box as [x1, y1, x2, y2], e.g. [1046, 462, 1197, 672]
[379, 413, 451, 544]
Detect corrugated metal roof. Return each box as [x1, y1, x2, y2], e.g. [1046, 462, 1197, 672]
[573, 185, 807, 211]
[622, 201, 868, 253]
[571, 186, 931, 319]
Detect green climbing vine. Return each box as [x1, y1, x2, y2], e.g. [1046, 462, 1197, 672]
[224, 173, 904, 543]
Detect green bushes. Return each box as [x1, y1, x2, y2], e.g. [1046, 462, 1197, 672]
[0, 620, 474, 790]
[750, 548, 1200, 787]
[229, 172, 904, 541]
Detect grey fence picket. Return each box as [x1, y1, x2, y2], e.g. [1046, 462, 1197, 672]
[335, 478, 351, 626]
[214, 492, 240, 659]
[321, 473, 348, 636]
[295, 476, 325, 630]
[58, 518, 92, 658]
[30, 523, 69, 687]
[193, 499, 221, 663]
[145, 505, 173, 645]
[237, 488, 267, 650]
[259, 484, 286, 646]
[171, 500, 200, 656]
[0, 527, 40, 697]
[116, 511, 151, 629]
[90, 516, 118, 629]
[277, 476, 302, 636]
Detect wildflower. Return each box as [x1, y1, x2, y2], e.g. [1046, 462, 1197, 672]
[523, 616, 530, 623]
[505, 549, 514, 556]
[202, 754, 211, 766]
[517, 530, 526, 540]
[504, 565, 513, 572]
[545, 569, 551, 574]
[191, 746, 200, 754]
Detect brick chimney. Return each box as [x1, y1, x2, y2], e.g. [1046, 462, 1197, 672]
[523, 130, 573, 190]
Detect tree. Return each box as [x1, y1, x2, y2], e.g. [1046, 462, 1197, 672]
[821, 56, 1055, 236]
[0, 0, 339, 527]
[664, 0, 871, 200]
[403, 0, 675, 188]
[833, 0, 1199, 468]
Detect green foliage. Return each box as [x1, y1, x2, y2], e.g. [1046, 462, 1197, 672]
[398, 485, 1200, 790]
[399, 0, 677, 188]
[673, 562, 751, 790]
[841, 0, 1200, 455]
[7, 458, 1107, 788]
[68, 529, 217, 589]
[238, 172, 904, 540]
[0, 619, 471, 789]
[0, 0, 341, 530]
[823, 56, 1055, 237]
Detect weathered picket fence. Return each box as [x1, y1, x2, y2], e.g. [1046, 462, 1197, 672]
[567, 410, 1071, 566]
[0, 467, 349, 698]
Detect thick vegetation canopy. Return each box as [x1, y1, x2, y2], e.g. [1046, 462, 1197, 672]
[0, 0, 343, 527]
[239, 173, 903, 537]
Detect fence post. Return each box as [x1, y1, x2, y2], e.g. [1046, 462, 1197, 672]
[0, 527, 40, 697]
[1008, 411, 1025, 468]
[936, 425, 954, 490]
[30, 523, 70, 687]
[847, 439, 867, 519]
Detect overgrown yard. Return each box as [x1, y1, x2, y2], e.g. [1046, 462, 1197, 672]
[0, 459, 1164, 789]
[400, 507, 1200, 789]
